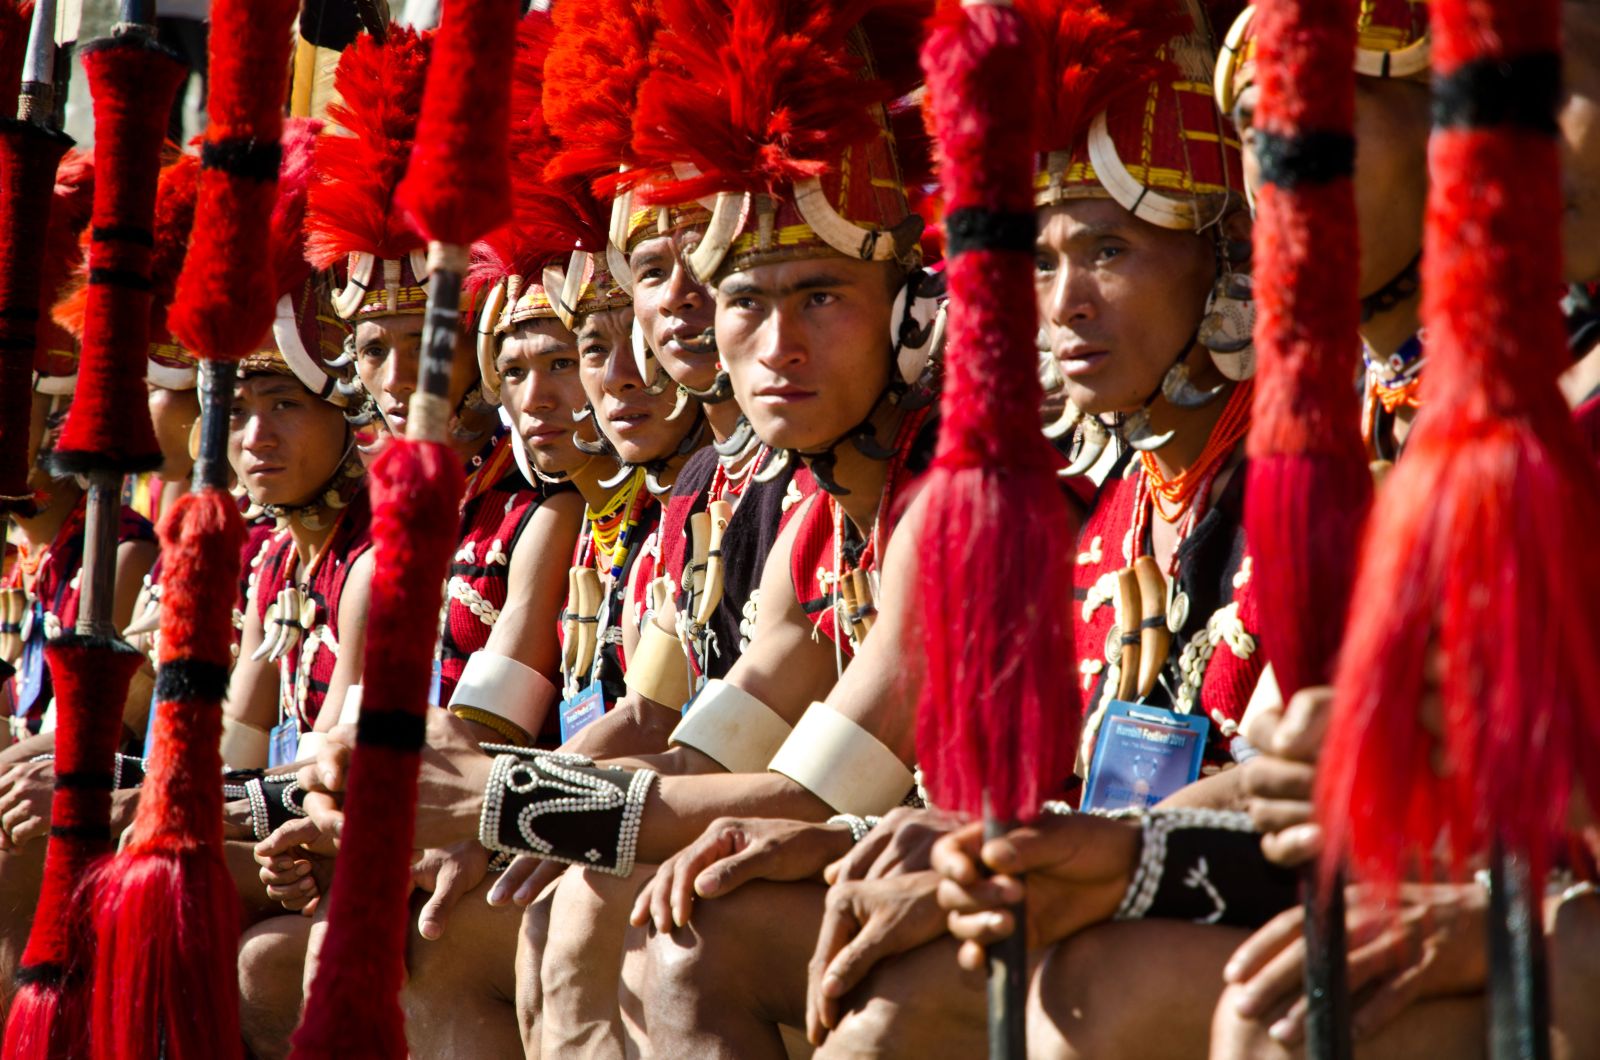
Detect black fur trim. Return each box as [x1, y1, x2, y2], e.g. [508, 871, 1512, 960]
[356, 709, 426, 752]
[87, 267, 153, 290]
[54, 770, 114, 791]
[91, 223, 155, 248]
[46, 447, 164, 478]
[154, 658, 231, 703]
[201, 138, 283, 181]
[944, 207, 1037, 256]
[1253, 129, 1356, 188]
[50, 823, 112, 842]
[12, 961, 64, 987]
[1433, 53, 1561, 134]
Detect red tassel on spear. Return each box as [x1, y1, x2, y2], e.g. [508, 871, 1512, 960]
[80, 0, 301, 1056]
[2, 7, 186, 1058]
[917, 2, 1072, 1055]
[1242, 2, 1367, 1057]
[292, 2, 516, 1055]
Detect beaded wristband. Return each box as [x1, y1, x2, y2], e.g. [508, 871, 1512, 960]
[477, 745, 657, 878]
[826, 813, 881, 845]
[1112, 807, 1296, 927]
[240, 775, 311, 842]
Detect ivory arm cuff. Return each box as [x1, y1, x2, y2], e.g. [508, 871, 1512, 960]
[623, 620, 691, 709]
[338, 684, 363, 727]
[767, 702, 914, 816]
[297, 731, 327, 761]
[220, 716, 271, 770]
[449, 653, 558, 745]
[670, 679, 791, 774]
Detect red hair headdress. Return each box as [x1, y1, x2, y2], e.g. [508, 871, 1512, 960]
[629, 0, 928, 281]
[304, 27, 433, 320]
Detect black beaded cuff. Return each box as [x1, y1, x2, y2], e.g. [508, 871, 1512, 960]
[30, 753, 148, 790]
[1112, 808, 1297, 928]
[476, 746, 656, 878]
[239, 775, 310, 842]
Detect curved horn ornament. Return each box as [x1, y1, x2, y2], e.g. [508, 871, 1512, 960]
[1161, 360, 1227, 409]
[1062, 414, 1110, 476]
[752, 446, 791, 484]
[1123, 408, 1175, 452]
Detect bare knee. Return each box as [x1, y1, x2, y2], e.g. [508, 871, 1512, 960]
[237, 917, 311, 1060]
[817, 939, 984, 1060]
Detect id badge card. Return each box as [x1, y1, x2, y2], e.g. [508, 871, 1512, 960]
[267, 716, 301, 768]
[1080, 701, 1210, 813]
[558, 680, 606, 743]
[429, 658, 443, 707]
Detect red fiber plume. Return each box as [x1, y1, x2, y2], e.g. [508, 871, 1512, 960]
[1318, 0, 1600, 893]
[543, 0, 658, 188]
[2, 637, 144, 1060]
[632, 0, 920, 203]
[0, 1, 32, 94]
[304, 28, 431, 269]
[914, 1, 1075, 823]
[268, 118, 323, 299]
[52, 151, 197, 346]
[1243, 0, 1369, 703]
[471, 9, 607, 295]
[0, 118, 70, 513]
[396, 0, 517, 248]
[50, 35, 187, 475]
[291, 440, 464, 1060]
[168, 0, 300, 362]
[1014, 0, 1187, 157]
[88, 491, 245, 1060]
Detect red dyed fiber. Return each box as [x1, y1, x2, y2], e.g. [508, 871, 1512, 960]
[50, 35, 186, 475]
[395, 0, 517, 248]
[913, 1, 1075, 823]
[1242, 0, 1369, 705]
[542, 0, 657, 190]
[1317, 0, 1600, 892]
[2, 636, 143, 1060]
[291, 440, 464, 1060]
[630, 0, 920, 205]
[304, 29, 431, 270]
[0, 120, 70, 512]
[0, 2, 30, 92]
[86, 491, 245, 1060]
[167, 0, 300, 362]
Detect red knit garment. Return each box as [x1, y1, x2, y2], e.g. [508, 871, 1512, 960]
[1242, 0, 1370, 702]
[914, 1, 1075, 823]
[1318, 0, 1600, 891]
[49, 35, 186, 476]
[0, 119, 70, 512]
[166, 0, 300, 362]
[2, 637, 143, 1060]
[291, 441, 464, 1060]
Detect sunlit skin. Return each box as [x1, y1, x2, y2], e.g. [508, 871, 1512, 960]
[576, 305, 698, 467]
[631, 227, 748, 445]
[1562, 3, 1600, 285]
[352, 314, 493, 454]
[496, 318, 600, 482]
[228, 374, 352, 511]
[147, 382, 200, 483]
[712, 256, 898, 456]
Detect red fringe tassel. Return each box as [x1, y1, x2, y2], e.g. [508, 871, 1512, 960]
[291, 440, 464, 1059]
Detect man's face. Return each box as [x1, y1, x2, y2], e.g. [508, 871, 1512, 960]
[352, 314, 480, 438]
[147, 383, 200, 482]
[1561, 3, 1600, 283]
[228, 375, 350, 508]
[1034, 199, 1217, 417]
[577, 305, 697, 465]
[497, 318, 594, 478]
[713, 255, 896, 452]
[1236, 78, 1429, 297]
[629, 226, 719, 390]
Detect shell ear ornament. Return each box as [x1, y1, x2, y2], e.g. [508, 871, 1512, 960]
[1042, 399, 1078, 440]
[681, 368, 735, 405]
[802, 449, 849, 496]
[848, 423, 896, 461]
[664, 384, 692, 422]
[1161, 359, 1227, 410]
[572, 404, 593, 422]
[641, 362, 675, 397]
[1062, 413, 1110, 476]
[1199, 271, 1257, 381]
[713, 416, 756, 459]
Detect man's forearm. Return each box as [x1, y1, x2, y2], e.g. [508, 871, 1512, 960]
[636, 770, 834, 863]
[562, 692, 680, 762]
